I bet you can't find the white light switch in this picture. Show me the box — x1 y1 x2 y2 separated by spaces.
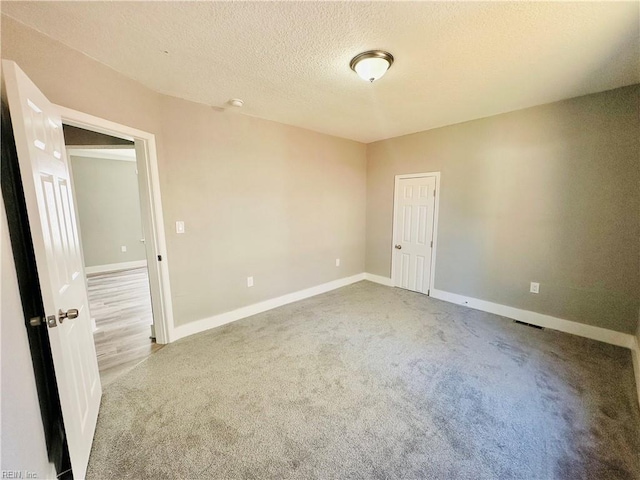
247 276 254 287
176 221 185 234
530 282 540 294
121 245 127 252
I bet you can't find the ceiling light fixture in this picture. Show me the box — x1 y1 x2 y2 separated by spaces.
350 50 394 83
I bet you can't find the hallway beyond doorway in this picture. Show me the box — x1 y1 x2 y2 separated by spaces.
88 267 162 386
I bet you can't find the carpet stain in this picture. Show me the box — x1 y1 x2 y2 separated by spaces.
491 338 529 367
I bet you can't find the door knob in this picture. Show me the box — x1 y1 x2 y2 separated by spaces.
58 308 79 323
395 244 402 249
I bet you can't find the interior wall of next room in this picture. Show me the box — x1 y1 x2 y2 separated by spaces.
70 154 146 268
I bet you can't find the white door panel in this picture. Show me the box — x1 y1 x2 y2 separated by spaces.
3 60 101 479
392 176 437 294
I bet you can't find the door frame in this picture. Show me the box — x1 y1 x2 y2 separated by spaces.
390 172 441 294
56 105 174 344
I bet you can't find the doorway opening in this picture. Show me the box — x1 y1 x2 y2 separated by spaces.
56 105 174 352
63 125 161 385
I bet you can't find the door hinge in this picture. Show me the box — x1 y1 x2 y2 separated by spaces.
427 289 430 296
433 189 436 197
157 254 162 262
430 240 433 248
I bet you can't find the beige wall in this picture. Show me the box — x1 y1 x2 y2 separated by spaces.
1 16 366 327
2 12 636 479
2 15 637 335
159 97 366 325
70 155 146 267
0 196 55 478
0 17 162 135
367 85 640 334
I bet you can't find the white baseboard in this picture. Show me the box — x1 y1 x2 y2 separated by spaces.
364 273 394 287
85 260 147 275
171 273 366 342
430 288 635 350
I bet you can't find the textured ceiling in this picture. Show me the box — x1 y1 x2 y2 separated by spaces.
3 2 638 143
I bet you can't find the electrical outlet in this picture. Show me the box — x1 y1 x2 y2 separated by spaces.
176 221 185 234
335 258 340 267
121 245 127 252
247 276 254 288
530 282 540 294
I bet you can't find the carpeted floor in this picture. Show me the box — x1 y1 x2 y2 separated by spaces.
86 281 640 480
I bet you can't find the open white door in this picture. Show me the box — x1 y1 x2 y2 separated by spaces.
3 60 101 479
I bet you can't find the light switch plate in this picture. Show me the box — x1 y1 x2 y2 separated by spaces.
121 245 127 252
176 221 185 234
530 282 540 294
335 258 340 267
247 276 254 287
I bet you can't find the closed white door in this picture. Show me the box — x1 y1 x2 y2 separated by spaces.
3 60 101 479
392 175 437 294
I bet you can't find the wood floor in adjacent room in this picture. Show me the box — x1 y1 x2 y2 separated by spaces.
88 267 162 386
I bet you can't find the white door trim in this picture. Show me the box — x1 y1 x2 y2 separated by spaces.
391 172 441 294
56 105 175 344
66 148 136 162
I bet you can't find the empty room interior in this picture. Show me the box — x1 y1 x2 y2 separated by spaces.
0 2 639 480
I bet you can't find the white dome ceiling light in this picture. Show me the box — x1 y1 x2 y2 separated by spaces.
349 50 394 83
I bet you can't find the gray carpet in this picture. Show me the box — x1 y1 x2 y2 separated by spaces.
86 281 640 480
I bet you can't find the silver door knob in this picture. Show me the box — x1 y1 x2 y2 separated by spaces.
58 308 79 323
395 244 402 249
